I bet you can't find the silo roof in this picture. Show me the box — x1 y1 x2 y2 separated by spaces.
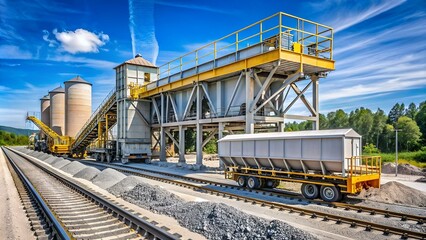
40 94 50 100
49 86 65 93
64 75 92 86
114 54 156 69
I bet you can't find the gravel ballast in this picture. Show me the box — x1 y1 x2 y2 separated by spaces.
51 159 71 169
123 183 316 239
73 167 101 181
44 156 58 164
91 168 126 189
107 176 145 196
60 161 87 175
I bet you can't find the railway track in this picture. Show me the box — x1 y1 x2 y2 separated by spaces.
3 147 177 240
70 159 426 239
77 160 426 224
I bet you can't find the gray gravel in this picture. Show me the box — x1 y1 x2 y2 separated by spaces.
123 184 316 240
73 166 101 181
60 161 87 175
49 157 65 165
107 176 145 196
51 159 71 169
91 168 126 189
44 156 58 164
39 153 51 160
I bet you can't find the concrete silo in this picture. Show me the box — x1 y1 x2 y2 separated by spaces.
49 86 65 135
40 94 50 139
64 76 92 138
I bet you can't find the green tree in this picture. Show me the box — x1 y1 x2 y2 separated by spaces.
415 104 426 143
388 103 405 124
349 107 374 144
327 109 349 128
319 113 328 129
379 124 395 152
363 143 380 154
372 108 387 147
396 116 421 151
405 102 417 119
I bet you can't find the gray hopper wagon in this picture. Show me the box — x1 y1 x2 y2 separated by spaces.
218 129 381 202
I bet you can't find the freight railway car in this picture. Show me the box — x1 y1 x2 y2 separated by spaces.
218 129 381 202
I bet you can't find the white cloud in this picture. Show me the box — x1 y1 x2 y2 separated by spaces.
47 54 117 69
128 0 159 65
42 30 57 47
323 0 406 32
0 45 32 59
44 28 110 54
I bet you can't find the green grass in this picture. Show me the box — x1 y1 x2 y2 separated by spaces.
376 151 426 168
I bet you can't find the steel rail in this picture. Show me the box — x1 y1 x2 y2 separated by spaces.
7 148 178 240
2 147 71 240
72 160 426 239
79 160 426 225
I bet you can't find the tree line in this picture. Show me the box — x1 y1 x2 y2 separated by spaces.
285 101 425 153
0 130 29 146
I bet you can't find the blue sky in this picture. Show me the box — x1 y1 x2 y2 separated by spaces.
0 0 425 128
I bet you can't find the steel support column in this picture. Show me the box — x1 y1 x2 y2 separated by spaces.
196 84 203 165
159 94 166 161
218 122 225 169
245 70 254 133
178 125 185 163
312 75 319 130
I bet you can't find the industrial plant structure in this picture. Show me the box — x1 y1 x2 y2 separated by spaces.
26 12 381 201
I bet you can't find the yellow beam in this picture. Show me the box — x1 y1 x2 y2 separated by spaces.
136 49 334 99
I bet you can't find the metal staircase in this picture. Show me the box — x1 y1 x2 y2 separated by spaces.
71 88 117 155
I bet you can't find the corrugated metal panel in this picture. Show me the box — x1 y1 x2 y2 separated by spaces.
218 129 359 142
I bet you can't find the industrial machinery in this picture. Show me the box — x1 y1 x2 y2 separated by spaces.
218 129 381 202
26 115 72 155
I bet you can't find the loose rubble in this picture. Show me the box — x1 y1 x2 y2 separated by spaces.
382 163 425 176
122 183 316 239
91 168 126 189
358 181 426 207
73 166 101 181
60 161 87 175
107 176 145 196
51 159 71 169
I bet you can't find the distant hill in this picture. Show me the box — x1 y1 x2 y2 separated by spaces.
0 125 38 136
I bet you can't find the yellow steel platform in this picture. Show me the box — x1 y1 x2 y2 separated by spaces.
130 12 334 100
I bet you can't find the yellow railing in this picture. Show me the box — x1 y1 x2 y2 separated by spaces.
129 12 333 99
157 12 333 79
347 156 381 176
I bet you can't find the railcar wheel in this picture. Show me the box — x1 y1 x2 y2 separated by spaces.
319 185 342 202
237 176 247 187
301 183 319 199
247 176 261 189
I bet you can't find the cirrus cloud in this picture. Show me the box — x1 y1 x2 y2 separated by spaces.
43 28 109 54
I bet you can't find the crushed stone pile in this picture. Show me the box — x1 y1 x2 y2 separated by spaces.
123 184 316 240
358 181 426 207
107 176 145 196
52 159 71 169
73 167 101 181
415 177 426 183
44 156 58 164
39 153 51 160
122 183 184 213
60 161 87 175
91 168 126 189
382 163 425 176
174 202 316 240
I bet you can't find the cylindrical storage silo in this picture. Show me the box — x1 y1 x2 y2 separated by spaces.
40 94 50 139
64 76 92 138
49 86 65 136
